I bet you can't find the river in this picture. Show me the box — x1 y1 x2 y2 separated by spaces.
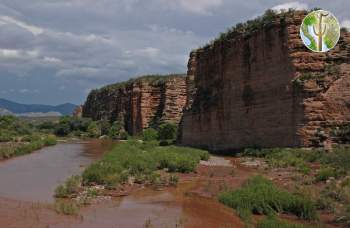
0 140 115 203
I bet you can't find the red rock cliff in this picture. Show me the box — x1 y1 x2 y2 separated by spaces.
179 11 350 150
82 75 186 135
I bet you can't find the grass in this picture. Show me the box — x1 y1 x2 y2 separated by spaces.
257 216 312 228
55 175 81 198
315 167 346 182
0 135 57 159
218 176 318 222
241 146 350 177
82 140 209 188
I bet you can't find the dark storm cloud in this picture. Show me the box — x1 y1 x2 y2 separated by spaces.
0 0 349 105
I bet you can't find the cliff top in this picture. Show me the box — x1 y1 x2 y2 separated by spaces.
92 74 186 93
197 9 349 52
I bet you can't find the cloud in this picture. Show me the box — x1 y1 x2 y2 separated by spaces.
342 20 350 29
271 1 308 12
178 0 223 15
0 16 44 35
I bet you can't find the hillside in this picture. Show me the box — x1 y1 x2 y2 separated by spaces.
0 98 77 116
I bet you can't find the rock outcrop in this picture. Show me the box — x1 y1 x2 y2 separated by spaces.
82 75 186 135
179 10 350 151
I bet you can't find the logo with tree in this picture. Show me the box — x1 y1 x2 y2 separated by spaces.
300 10 340 52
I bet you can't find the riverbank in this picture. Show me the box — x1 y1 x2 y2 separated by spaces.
1 139 349 227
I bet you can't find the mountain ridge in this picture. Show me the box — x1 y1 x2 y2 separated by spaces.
0 98 77 116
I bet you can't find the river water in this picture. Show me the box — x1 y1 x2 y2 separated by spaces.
0 140 115 203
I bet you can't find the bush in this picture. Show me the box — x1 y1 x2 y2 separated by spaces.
315 167 346 182
218 176 318 221
44 135 57 146
142 128 158 141
158 122 177 140
54 123 70 136
55 175 81 198
108 121 124 139
87 122 100 137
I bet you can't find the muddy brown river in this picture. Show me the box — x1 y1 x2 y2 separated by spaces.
0 140 244 228
0 140 115 202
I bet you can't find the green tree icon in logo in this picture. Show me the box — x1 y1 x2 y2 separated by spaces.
300 10 340 52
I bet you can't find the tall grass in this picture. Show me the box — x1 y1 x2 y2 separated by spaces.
0 135 57 159
218 176 318 222
82 140 209 187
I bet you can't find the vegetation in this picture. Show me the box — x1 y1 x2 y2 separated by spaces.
332 123 350 144
257 216 312 228
55 175 81 198
82 140 209 188
200 9 298 49
241 146 350 176
218 176 318 222
100 74 185 92
54 200 79 215
142 128 158 141
158 122 177 141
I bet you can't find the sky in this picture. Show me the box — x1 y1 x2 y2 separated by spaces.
0 0 349 105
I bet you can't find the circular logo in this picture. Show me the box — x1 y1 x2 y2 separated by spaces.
300 10 340 52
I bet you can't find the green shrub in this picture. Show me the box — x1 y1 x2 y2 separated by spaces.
44 135 57 146
218 176 318 221
87 121 101 137
54 123 70 136
108 121 125 139
55 175 81 198
320 146 350 171
158 122 177 140
315 166 346 182
142 128 158 141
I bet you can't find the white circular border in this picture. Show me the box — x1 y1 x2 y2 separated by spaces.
300 10 340 53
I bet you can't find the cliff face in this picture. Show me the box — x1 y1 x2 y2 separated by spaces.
82 75 186 135
179 11 350 150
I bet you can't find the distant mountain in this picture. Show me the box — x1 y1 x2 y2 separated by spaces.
0 98 77 116
0 108 13 116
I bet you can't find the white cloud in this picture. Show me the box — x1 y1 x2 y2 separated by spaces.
342 20 350 29
178 0 223 14
158 0 223 15
43 57 62 63
0 16 44 35
56 67 101 78
126 47 160 58
0 49 40 60
0 49 20 58
271 1 308 12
